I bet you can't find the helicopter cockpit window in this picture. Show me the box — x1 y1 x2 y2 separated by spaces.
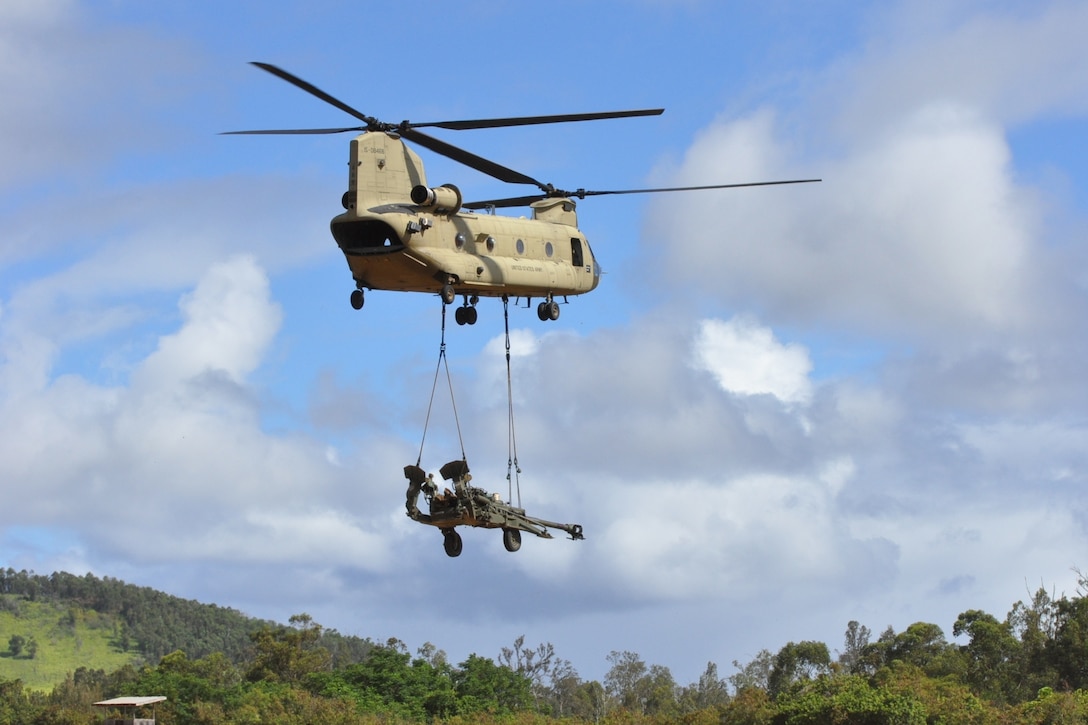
545 241 554 258
571 238 584 267
516 239 525 255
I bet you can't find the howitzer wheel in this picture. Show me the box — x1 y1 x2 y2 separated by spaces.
502 528 522 552
443 529 463 557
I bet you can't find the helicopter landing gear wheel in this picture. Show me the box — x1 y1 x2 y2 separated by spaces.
454 300 478 326
350 289 364 310
443 529 463 558
502 528 522 553
537 299 560 321
440 284 456 306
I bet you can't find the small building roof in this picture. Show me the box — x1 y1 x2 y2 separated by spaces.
93 696 167 708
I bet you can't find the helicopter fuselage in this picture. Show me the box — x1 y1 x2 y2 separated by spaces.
329 131 600 308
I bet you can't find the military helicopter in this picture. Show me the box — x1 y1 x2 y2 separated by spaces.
226 62 819 324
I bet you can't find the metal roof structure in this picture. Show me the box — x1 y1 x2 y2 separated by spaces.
93 697 167 708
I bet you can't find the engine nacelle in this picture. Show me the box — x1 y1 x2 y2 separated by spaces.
410 183 462 214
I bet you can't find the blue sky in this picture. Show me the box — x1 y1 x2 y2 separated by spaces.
2 0 1088 686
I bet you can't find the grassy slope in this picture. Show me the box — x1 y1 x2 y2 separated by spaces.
0 597 138 690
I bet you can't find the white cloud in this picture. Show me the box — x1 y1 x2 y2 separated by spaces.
136 255 281 388
693 316 813 405
647 104 1041 342
591 469 881 601
0 257 397 577
832 2 1088 132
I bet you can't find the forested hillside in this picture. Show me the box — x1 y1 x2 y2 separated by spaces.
0 569 373 676
1 568 1087 723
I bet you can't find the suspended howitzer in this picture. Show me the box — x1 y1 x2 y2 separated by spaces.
405 461 583 558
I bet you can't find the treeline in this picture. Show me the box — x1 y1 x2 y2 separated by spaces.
1 569 1088 723
0 569 373 665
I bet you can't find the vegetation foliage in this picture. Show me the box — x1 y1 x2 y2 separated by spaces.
1 568 1087 724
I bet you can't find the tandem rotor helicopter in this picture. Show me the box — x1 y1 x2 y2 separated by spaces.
226 62 820 324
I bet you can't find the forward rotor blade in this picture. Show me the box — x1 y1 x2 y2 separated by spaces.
221 126 368 135
401 128 547 188
415 108 664 131
250 62 375 127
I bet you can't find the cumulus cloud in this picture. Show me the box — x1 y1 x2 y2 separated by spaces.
646 105 1041 342
693 316 813 405
136 256 281 388
0 256 396 577
830 1 1088 132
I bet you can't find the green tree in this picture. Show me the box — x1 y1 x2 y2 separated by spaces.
720 685 774 725
544 655 581 717
1017 686 1088 724
642 663 679 716
885 622 952 671
678 661 730 712
453 653 532 715
500 635 556 708
49 666 109 707
773 673 926 725
838 620 872 674
876 661 995 724
767 641 831 699
1047 588 1088 690
308 638 457 720
1007 585 1059 696
500 636 584 716
245 613 331 684
7 635 25 658
953 609 1020 703
124 650 243 724
604 649 647 711
571 679 608 722
731 648 774 693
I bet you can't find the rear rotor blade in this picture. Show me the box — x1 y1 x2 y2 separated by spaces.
463 195 548 210
415 108 664 131
463 178 822 209
573 178 823 198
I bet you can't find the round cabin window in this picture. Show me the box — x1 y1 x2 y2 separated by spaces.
545 241 554 257
486 236 495 252
455 233 466 249
516 239 525 254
